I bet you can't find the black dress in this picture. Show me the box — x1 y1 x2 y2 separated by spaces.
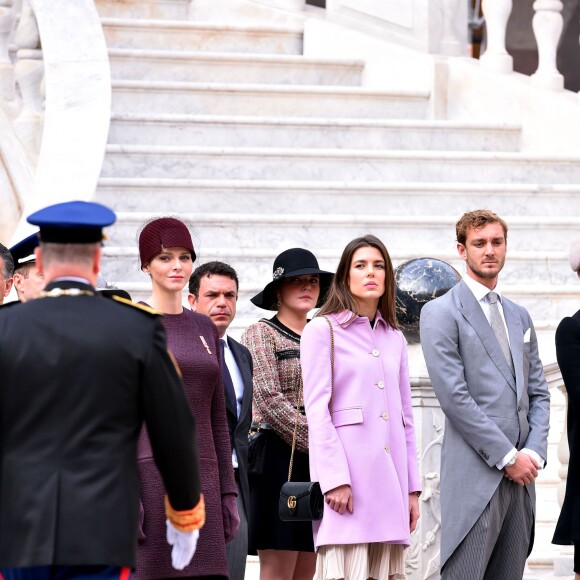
553 311 580 572
241 317 315 553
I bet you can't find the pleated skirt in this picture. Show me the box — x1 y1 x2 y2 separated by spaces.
314 543 405 580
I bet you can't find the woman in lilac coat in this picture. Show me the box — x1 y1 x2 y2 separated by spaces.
301 235 421 580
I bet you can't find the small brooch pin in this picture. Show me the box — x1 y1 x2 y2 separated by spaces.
273 267 284 280
199 335 212 355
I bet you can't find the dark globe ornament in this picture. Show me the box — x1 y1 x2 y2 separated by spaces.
395 258 462 344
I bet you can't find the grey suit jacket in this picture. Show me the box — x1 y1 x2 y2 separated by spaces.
226 336 253 516
420 280 550 567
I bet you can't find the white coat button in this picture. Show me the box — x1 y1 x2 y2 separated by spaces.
385 446 390 453
382 412 389 420
372 349 380 357
378 380 385 389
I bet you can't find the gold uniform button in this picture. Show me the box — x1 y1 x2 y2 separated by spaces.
372 349 380 357
378 380 385 389
382 412 389 420
385 446 390 453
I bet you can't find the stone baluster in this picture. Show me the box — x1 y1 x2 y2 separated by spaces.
13 0 43 160
531 0 564 90
480 0 513 73
440 0 463 56
0 0 15 101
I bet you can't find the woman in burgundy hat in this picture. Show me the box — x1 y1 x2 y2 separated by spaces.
135 217 238 580
241 248 333 580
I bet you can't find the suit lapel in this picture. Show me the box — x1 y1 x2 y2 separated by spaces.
503 299 524 399
456 282 516 392
228 338 252 421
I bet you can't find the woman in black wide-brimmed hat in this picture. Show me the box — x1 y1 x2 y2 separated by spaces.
241 248 333 580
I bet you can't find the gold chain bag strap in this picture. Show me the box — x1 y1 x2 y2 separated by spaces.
278 316 334 522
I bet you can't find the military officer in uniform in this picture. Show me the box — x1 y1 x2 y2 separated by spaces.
9 231 45 302
0 201 205 580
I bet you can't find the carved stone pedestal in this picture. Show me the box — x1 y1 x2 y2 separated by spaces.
407 345 443 580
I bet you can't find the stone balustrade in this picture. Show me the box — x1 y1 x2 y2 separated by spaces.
480 0 565 91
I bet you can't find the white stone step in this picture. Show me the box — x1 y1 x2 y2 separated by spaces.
96 0 189 20
101 145 580 183
96 179 578 216
101 212 580 253
111 81 430 118
108 48 364 86
101 18 303 54
107 114 521 151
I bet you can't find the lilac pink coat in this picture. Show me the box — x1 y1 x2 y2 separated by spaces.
300 310 421 550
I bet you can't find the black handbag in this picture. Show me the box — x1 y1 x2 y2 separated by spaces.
279 481 324 521
278 316 335 523
248 423 268 476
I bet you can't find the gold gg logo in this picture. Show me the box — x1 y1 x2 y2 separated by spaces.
287 496 297 513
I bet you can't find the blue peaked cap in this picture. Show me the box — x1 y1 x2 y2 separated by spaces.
27 201 116 244
9 232 39 268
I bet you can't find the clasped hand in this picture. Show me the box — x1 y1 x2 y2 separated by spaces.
504 452 539 486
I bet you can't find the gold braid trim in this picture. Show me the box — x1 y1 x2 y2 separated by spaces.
165 494 205 532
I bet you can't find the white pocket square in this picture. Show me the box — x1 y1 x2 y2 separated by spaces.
523 328 531 342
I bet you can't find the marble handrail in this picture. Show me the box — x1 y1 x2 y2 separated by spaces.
9 0 111 243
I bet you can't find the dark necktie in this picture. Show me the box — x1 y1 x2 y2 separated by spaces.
488 292 515 375
219 339 238 413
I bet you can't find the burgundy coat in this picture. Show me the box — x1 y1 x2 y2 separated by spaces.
135 309 236 579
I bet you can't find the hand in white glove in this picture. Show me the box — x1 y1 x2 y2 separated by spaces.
166 519 199 570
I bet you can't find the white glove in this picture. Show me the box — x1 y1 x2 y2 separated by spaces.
166 519 199 570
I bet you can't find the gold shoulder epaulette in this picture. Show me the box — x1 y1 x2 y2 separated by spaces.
112 295 161 316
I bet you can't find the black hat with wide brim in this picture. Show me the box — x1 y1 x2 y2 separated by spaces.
251 248 334 311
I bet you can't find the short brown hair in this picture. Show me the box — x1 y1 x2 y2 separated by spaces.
40 242 100 269
317 235 397 329
456 210 508 245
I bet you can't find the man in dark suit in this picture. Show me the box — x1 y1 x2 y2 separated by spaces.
0 241 14 303
0 201 205 580
189 261 253 580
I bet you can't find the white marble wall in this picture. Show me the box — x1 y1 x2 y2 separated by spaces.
9 0 111 244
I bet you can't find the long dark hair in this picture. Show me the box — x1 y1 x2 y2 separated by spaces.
317 235 397 329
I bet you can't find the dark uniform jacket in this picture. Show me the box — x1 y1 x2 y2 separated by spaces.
553 310 580 545
224 337 253 515
0 280 201 568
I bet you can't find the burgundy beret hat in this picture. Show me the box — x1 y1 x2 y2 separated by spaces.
138 217 196 268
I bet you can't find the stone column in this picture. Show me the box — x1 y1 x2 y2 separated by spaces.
531 0 564 90
480 0 514 73
407 346 444 580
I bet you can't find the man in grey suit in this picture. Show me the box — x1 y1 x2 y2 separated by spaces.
189 261 253 580
420 209 550 579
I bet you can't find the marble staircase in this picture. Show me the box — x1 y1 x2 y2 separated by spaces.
94 2 580 337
